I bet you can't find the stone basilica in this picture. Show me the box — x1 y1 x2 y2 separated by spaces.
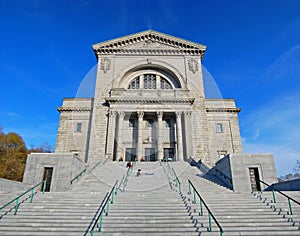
23 30 277 193
55 30 242 165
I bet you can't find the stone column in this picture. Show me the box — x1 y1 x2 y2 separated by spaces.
184 111 193 159
116 111 125 161
176 111 184 161
106 111 116 159
156 111 163 161
137 111 144 160
156 75 161 89
139 75 144 89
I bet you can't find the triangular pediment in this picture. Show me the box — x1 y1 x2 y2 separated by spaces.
92 30 207 57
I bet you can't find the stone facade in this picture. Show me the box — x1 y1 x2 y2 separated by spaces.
21 30 279 192
55 30 243 166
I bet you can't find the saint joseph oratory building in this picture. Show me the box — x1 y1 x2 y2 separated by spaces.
23 30 277 192
56 30 242 165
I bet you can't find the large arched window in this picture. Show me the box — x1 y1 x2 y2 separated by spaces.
128 77 140 89
144 74 156 89
160 77 172 89
127 71 177 90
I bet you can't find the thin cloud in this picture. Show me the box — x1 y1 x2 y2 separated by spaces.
6 112 17 116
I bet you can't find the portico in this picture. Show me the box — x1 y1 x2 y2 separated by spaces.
107 109 192 162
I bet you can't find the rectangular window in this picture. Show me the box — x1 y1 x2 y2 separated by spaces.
129 119 135 127
216 123 223 133
76 123 82 132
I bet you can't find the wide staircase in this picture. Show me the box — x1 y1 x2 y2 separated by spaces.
0 160 299 235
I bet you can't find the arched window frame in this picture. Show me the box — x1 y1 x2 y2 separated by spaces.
127 69 178 90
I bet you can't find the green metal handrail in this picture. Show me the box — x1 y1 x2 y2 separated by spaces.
122 167 132 192
188 180 223 236
70 168 87 185
259 180 300 215
0 180 46 219
172 167 181 193
83 192 108 236
89 180 118 235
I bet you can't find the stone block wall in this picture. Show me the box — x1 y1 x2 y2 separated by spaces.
22 153 84 192
229 153 277 192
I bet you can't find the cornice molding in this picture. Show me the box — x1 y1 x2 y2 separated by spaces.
57 107 92 112
106 97 195 105
206 108 241 113
96 48 204 57
93 30 206 58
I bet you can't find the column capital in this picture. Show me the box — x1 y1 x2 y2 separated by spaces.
175 111 183 117
184 111 192 117
156 111 163 119
137 111 144 118
108 110 116 117
117 111 125 118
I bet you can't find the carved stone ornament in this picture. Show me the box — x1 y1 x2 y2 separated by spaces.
100 58 111 73
188 58 198 74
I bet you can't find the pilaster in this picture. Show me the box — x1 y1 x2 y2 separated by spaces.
106 111 116 160
156 111 163 161
116 111 125 161
176 111 184 161
137 111 144 160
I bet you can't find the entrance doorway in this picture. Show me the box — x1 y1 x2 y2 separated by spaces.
144 148 156 162
42 167 53 192
249 168 261 192
163 148 174 161
125 148 136 161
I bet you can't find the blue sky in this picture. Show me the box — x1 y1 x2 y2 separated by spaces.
0 0 299 176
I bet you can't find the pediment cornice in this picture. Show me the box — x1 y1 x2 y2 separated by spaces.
57 107 92 112
106 97 195 105
93 30 206 58
206 108 241 113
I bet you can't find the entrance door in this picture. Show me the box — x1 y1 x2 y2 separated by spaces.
125 148 136 161
145 148 156 162
163 148 174 161
249 168 261 192
42 167 53 192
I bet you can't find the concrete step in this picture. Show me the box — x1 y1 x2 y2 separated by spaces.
1 162 299 236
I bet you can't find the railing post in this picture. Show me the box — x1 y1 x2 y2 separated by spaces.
193 189 196 204
199 198 203 216
288 198 293 215
188 182 191 194
272 189 276 203
30 187 34 203
106 198 110 216
208 212 212 232
42 180 46 194
115 182 118 195
14 198 19 215
111 187 115 204
179 183 181 193
260 181 263 192
98 213 103 232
